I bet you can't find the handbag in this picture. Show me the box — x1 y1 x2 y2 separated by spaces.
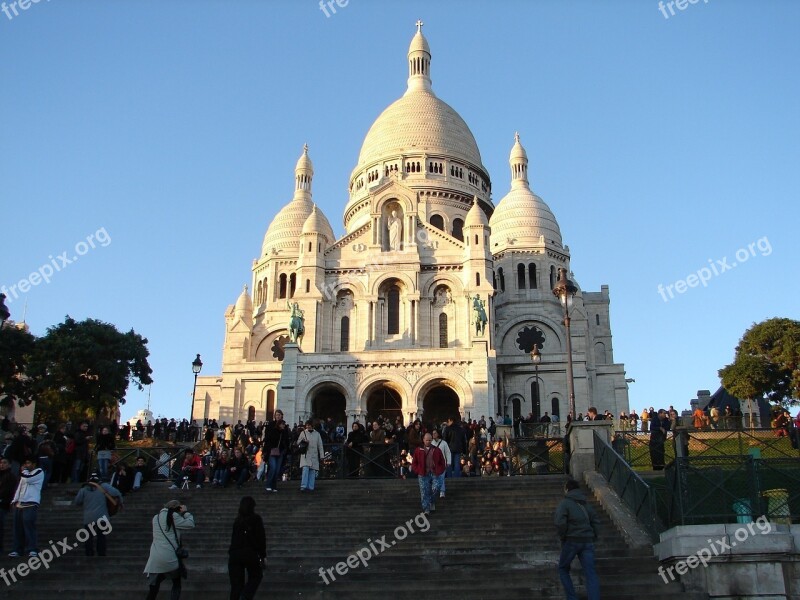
292 432 309 455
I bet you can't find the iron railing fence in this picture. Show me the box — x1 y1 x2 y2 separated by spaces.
285 442 402 479
593 431 662 540
90 445 192 482
684 428 800 460
508 437 566 475
665 455 800 527
518 423 564 438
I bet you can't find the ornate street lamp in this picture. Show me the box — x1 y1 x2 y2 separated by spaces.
190 354 202 424
552 268 578 420
531 343 541 412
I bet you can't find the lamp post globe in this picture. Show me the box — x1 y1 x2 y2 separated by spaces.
190 354 203 425
552 268 577 420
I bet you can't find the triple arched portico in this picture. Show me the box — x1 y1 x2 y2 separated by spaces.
295 370 474 429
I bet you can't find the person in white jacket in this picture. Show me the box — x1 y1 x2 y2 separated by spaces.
144 499 195 599
431 429 451 499
9 458 44 558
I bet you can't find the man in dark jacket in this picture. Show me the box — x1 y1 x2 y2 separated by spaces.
0 458 17 554
71 422 91 483
554 479 600 600
444 417 467 478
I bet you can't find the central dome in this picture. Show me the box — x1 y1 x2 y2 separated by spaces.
355 89 484 171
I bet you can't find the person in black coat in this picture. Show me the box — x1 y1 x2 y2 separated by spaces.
344 423 368 478
0 457 18 554
228 496 266 600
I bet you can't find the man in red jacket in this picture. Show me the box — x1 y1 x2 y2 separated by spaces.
411 433 446 515
170 449 204 489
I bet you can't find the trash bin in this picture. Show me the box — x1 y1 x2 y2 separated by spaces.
763 488 792 525
732 498 752 524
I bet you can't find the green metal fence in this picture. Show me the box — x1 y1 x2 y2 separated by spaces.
594 431 662 540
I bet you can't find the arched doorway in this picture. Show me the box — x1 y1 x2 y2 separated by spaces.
310 386 346 429
421 384 460 430
366 384 403 425
247 406 255 423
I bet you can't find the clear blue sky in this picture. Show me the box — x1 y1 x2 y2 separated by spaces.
2 0 798 423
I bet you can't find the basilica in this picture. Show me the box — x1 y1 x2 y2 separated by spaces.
194 24 630 429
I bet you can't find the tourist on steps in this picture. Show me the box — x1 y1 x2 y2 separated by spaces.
9 457 43 558
72 471 122 556
228 496 266 600
144 500 195 600
554 479 601 600
299 420 325 492
411 433 446 515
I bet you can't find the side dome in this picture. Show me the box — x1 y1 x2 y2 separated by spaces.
261 145 317 256
464 196 488 228
302 204 336 243
489 134 563 252
234 284 252 315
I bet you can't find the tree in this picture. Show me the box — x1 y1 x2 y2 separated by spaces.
719 318 800 407
30 316 153 420
0 325 37 409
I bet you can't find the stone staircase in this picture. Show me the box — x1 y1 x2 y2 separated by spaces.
0 476 707 599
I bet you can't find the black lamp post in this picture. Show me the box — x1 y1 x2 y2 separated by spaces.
0 294 9 329
552 268 578 420
190 354 203 424
531 344 541 421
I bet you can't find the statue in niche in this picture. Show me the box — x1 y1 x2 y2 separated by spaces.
387 209 403 251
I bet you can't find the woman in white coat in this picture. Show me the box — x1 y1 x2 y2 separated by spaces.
298 420 325 492
144 499 195 599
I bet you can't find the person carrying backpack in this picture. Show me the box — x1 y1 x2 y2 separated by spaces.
554 479 601 600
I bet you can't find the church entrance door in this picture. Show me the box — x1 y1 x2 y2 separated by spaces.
422 385 460 430
366 385 403 425
310 386 346 431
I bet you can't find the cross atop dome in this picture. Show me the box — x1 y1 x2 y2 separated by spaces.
416 19 424 33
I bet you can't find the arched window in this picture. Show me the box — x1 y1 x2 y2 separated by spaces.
262 278 268 303
476 272 481 286
278 274 287 299
531 381 541 421
289 273 297 298
256 280 262 304
552 398 560 417
498 268 505 292
596 314 600 326
387 285 400 335
266 389 275 418
493 271 497 290
340 316 350 351
549 266 556 289
529 264 537 289
452 218 464 241
430 214 444 230
439 313 448 348
305 279 310 294
517 264 526 290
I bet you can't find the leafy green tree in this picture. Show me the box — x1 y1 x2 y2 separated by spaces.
30 316 153 420
719 318 800 407
0 325 37 408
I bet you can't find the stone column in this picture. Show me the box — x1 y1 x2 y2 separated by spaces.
278 343 301 426
567 420 613 480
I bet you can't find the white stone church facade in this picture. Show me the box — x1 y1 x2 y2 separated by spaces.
194 24 630 429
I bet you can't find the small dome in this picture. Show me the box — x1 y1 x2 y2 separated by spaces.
490 134 562 251
262 197 314 256
464 196 488 228
490 189 562 250
302 204 336 242
234 284 252 314
296 143 313 174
